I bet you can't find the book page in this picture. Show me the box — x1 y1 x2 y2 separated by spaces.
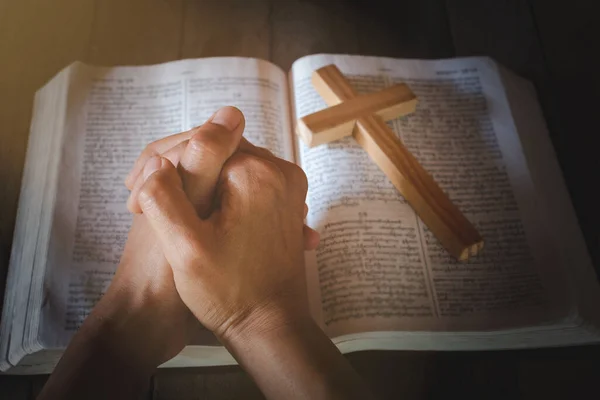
37 58 295 348
290 54 572 338
0 66 74 368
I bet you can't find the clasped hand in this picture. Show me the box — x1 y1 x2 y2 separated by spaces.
102 106 319 365
39 106 373 400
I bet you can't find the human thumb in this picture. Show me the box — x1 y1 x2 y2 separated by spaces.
179 106 245 217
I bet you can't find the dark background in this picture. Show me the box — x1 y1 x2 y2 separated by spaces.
0 0 599 398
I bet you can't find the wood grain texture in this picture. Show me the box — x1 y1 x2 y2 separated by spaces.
354 0 455 58
153 367 265 400
0 0 599 398
0 0 95 308
181 0 270 60
445 0 547 79
527 0 600 272
347 351 437 399
298 83 417 147
0 375 30 400
517 346 600 399
270 0 359 70
313 65 483 260
424 352 520 399
153 370 203 400
29 375 48 400
88 0 184 65
446 0 599 286
155 4 274 397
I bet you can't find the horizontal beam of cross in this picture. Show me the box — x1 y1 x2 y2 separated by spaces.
299 65 483 260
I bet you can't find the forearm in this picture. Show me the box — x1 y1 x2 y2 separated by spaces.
223 314 373 400
38 289 161 400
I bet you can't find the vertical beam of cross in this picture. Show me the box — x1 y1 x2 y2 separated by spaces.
298 65 483 260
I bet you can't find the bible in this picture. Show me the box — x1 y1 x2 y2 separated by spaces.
1 54 599 374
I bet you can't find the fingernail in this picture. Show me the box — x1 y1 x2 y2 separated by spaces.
210 106 242 131
143 156 162 181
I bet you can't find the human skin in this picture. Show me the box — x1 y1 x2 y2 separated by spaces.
38 107 372 400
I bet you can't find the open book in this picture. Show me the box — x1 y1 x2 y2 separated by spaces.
2 54 599 374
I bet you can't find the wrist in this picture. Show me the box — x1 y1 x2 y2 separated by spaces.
85 280 171 370
38 297 156 400
218 302 315 355
218 308 372 400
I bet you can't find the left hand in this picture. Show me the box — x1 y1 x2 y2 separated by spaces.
88 107 251 366
88 214 200 367
37 108 322 399
36 219 197 400
125 110 320 251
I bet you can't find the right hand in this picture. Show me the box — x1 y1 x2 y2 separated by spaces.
125 109 319 251
128 108 374 400
134 127 313 342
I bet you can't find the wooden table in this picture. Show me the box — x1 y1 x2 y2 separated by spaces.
1 0 599 398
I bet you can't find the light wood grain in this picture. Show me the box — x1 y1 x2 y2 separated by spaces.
313 65 483 260
297 83 417 147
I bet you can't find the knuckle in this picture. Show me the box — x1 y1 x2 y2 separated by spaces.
224 154 286 195
143 142 160 157
223 153 253 180
250 158 286 189
138 173 169 210
254 145 275 158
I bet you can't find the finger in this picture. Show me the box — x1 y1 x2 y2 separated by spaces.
179 106 245 217
238 138 308 209
214 152 285 220
138 156 213 273
126 172 146 213
303 225 320 250
126 140 189 214
302 204 318 249
238 137 275 159
239 138 304 184
125 129 195 189
239 138 298 180
162 139 189 168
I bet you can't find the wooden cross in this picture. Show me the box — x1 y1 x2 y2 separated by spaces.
297 65 483 261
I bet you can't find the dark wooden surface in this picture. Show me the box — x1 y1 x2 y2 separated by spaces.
1 0 599 398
